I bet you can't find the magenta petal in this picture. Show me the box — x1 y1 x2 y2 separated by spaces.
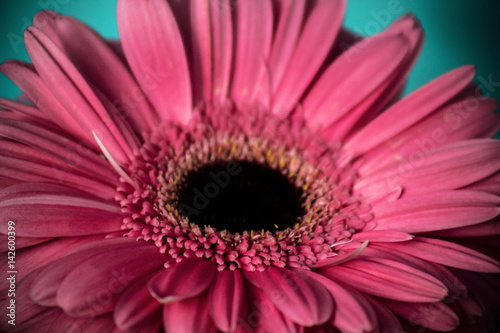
371 190 500 233
381 300 459 332
209 0 233 101
272 0 345 115
230 0 273 106
114 273 162 332
357 139 500 197
148 258 215 303
24 27 132 162
0 183 124 237
56 242 164 317
29 238 139 306
345 65 476 159
321 257 448 302
117 0 192 124
304 34 410 130
302 271 377 333
55 15 157 133
254 267 333 326
242 284 302 333
378 237 500 273
209 270 247 332
163 294 217 333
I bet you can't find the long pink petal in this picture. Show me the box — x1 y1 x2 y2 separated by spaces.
0 183 123 237
303 34 409 130
344 65 476 160
266 0 306 94
381 300 459 332
117 0 192 124
29 238 142 306
356 139 500 197
148 258 215 303
25 27 132 162
0 235 104 291
114 273 163 332
163 294 217 333
55 15 157 133
301 271 377 333
189 0 212 103
243 284 302 333
230 0 273 106
249 267 333 326
359 97 500 174
0 117 118 182
377 237 500 273
209 270 247 332
0 97 50 121
321 257 448 302
209 0 233 101
425 219 500 238
272 0 345 115
372 190 500 233
0 60 90 142
56 243 164 317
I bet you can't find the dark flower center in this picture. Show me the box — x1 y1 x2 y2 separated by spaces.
176 160 306 234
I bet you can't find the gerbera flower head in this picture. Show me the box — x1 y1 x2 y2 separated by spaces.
1 0 500 332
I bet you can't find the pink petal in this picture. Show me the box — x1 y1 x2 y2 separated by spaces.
351 230 413 242
114 273 162 332
0 235 104 292
465 171 500 195
320 257 448 302
371 190 500 233
0 234 51 251
247 267 333 326
0 60 90 142
209 0 233 101
381 300 459 332
243 284 302 333
303 34 410 130
29 238 140 306
230 0 273 106
344 65 476 159
377 237 500 273
266 0 306 93
24 27 132 162
56 242 164 316
301 271 377 333
148 257 215 303
0 97 50 121
209 270 247 332
163 294 217 333
117 0 192 124
0 183 124 237
272 0 345 115
0 116 118 183
425 219 500 238
55 15 157 134
356 139 500 197
359 97 500 174
365 297 403 333
0 143 116 199
189 0 212 102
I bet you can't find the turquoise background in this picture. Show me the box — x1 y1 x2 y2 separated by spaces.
1 0 500 102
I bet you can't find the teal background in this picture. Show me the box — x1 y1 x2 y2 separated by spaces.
1 0 500 102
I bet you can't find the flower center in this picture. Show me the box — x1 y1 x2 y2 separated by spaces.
175 160 306 234
118 103 372 271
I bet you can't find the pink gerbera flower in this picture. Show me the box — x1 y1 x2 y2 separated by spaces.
1 0 500 332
